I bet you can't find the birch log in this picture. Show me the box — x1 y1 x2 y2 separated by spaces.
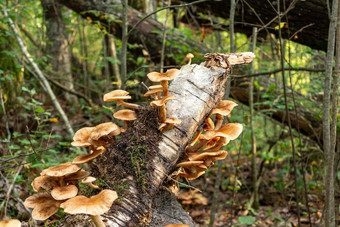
85 52 254 227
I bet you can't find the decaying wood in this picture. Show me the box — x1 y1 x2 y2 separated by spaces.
84 52 255 227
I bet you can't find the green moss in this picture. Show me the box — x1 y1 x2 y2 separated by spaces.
127 144 148 192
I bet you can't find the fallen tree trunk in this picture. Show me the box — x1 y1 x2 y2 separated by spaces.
175 0 329 52
77 53 254 226
57 0 210 63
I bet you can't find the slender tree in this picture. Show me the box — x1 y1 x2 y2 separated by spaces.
323 0 339 226
249 27 259 209
209 1 238 226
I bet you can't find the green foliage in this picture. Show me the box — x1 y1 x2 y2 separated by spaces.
234 216 256 226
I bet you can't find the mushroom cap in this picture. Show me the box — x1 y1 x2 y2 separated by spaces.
143 87 164 97
31 176 59 192
211 100 238 116
103 90 131 102
72 146 106 164
0 219 21 227
64 169 90 181
179 170 205 180
186 53 194 59
81 176 97 184
190 150 227 161
24 192 56 209
40 162 81 177
199 123 243 141
177 160 203 168
71 127 94 147
113 109 137 121
51 185 78 200
60 189 118 216
158 118 182 131
149 84 163 90
89 122 121 141
164 118 181 124
32 199 62 220
150 95 175 107
147 69 180 82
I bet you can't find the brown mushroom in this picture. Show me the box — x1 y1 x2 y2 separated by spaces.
144 85 164 99
40 162 81 187
147 69 179 96
24 192 62 220
186 53 194 65
158 118 181 131
103 89 140 109
113 109 137 129
189 150 228 168
177 161 207 180
71 127 94 147
31 176 59 192
60 189 118 227
72 146 106 165
64 169 89 181
41 162 80 178
186 123 243 153
150 95 175 122
0 219 21 227
209 100 238 130
81 176 101 190
51 185 78 200
89 122 121 147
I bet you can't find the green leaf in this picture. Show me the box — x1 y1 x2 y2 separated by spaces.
238 216 255 225
275 22 285 30
35 106 45 113
272 215 285 222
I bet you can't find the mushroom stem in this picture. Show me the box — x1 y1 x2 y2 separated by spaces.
214 114 224 131
86 183 101 190
188 58 192 65
123 120 130 129
161 80 169 97
90 215 106 227
160 105 167 122
201 138 227 153
190 130 202 146
186 139 209 153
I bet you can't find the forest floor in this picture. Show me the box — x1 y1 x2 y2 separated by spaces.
176 157 327 227
0 101 333 227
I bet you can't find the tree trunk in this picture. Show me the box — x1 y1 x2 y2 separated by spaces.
323 0 338 225
41 0 76 103
144 0 157 20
